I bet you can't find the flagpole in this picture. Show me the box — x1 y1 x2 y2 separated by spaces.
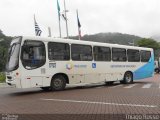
34 14 36 36
76 10 81 40
58 16 61 38
57 0 61 38
34 14 36 22
64 0 69 38
48 27 52 37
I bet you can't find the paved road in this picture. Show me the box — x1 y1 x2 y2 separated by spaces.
0 75 160 120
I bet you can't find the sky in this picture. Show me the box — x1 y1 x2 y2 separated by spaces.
0 0 160 38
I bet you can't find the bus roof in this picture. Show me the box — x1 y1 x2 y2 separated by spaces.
20 36 153 51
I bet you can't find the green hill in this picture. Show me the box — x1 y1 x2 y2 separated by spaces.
69 32 141 45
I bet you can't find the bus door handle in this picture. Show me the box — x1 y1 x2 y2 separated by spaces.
41 68 46 74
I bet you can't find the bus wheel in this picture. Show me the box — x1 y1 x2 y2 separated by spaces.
122 72 133 84
41 87 51 91
155 68 159 73
51 75 66 91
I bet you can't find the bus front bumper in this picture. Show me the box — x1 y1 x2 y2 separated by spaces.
6 76 21 88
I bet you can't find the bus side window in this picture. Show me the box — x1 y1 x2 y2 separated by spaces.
93 46 111 61
21 40 46 69
22 50 29 60
48 42 70 61
71 44 92 61
112 48 126 62
127 49 140 62
28 47 34 60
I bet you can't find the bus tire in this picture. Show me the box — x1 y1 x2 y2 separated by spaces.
155 68 160 73
122 72 133 84
51 75 66 91
120 80 124 84
41 87 51 91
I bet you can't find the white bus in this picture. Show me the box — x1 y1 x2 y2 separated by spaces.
6 36 154 91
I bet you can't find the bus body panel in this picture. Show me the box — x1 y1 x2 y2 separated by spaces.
6 70 22 88
133 54 154 80
6 36 154 88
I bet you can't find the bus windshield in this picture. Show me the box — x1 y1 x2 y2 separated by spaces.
6 37 21 72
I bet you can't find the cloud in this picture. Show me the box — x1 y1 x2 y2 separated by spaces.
0 0 160 38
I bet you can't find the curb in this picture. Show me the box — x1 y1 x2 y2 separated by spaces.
0 83 11 88
0 83 6 85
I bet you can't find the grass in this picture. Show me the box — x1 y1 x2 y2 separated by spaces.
0 72 5 83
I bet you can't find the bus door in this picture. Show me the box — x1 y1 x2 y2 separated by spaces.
21 40 46 87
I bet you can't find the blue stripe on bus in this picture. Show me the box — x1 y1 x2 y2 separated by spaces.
133 55 154 80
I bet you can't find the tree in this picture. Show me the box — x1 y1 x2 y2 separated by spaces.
137 38 160 60
0 29 12 71
137 38 160 50
0 30 5 38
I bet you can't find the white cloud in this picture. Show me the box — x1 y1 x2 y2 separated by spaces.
0 0 160 38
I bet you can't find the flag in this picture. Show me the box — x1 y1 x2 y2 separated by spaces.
57 0 61 20
34 15 42 36
77 10 81 40
61 13 67 21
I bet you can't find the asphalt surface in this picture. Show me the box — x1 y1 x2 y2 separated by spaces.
0 74 160 120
